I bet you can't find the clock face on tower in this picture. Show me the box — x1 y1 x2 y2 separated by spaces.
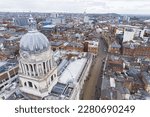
21 51 29 59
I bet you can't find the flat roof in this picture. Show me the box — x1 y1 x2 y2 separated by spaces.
43 24 56 28
59 58 87 84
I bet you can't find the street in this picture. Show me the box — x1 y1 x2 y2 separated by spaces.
82 34 107 100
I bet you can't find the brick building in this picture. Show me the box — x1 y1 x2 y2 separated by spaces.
63 42 84 52
108 41 121 54
123 42 150 57
107 56 124 72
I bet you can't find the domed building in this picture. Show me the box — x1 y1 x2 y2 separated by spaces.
18 15 58 99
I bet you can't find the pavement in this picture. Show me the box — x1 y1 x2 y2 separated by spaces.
82 34 107 100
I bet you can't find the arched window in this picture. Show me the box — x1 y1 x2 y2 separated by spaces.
24 82 27 86
54 74 56 77
28 81 33 88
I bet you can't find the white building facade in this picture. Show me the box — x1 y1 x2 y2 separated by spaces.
19 15 58 99
123 28 135 42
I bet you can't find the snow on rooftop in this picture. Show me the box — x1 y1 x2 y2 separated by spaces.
59 58 87 84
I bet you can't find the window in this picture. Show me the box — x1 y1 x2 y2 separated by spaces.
24 82 27 86
54 74 56 77
28 81 33 88
43 62 46 74
49 60 51 69
29 64 33 72
51 75 53 81
53 48 56 51
25 64 29 71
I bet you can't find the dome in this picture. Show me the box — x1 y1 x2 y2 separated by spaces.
20 30 50 53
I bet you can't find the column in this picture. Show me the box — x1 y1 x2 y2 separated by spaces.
28 64 32 76
19 61 22 73
47 60 50 71
50 59 53 69
22 63 25 75
41 62 44 75
45 61 48 74
24 64 28 75
36 64 40 76
21 63 24 74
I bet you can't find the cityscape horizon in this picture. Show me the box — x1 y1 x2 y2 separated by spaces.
1 0 150 100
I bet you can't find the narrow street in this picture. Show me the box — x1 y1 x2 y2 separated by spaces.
82 35 107 100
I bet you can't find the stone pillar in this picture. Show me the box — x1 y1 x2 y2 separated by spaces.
19 61 22 73
26 81 29 87
28 64 32 76
38 63 44 76
24 64 28 75
41 62 44 75
47 60 51 71
37 64 40 76
49 59 52 70
22 63 25 75
47 61 49 72
45 61 48 74
51 58 53 68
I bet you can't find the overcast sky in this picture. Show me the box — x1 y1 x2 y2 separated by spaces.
0 0 150 14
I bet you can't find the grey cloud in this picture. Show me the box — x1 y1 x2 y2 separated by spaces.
0 0 149 14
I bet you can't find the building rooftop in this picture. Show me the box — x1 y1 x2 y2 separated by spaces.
142 72 150 85
0 59 18 74
42 24 56 28
44 83 74 100
65 42 83 48
111 41 121 48
59 58 87 84
51 41 63 46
